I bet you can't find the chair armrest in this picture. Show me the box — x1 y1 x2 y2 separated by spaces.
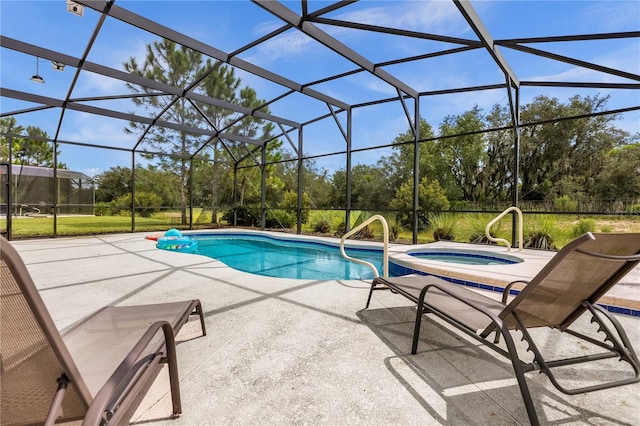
82 320 177 425
418 280 506 331
501 280 529 304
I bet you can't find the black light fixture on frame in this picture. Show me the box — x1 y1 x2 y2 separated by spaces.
30 57 44 84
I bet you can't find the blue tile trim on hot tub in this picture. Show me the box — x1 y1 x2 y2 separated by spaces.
389 261 639 318
409 251 519 265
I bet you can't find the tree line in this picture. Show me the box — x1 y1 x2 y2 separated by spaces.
88 93 640 223
112 40 639 224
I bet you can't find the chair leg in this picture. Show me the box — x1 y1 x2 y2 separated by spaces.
161 323 182 415
499 324 540 426
589 303 640 367
493 329 501 344
411 301 425 354
365 281 376 309
411 286 432 354
193 300 207 336
44 375 69 426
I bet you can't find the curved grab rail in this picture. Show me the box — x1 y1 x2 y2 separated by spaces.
340 214 389 278
485 207 523 251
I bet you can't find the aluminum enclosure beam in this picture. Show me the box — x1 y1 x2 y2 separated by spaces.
75 0 349 111
1 88 266 146
253 0 419 99
454 0 520 88
0 36 299 129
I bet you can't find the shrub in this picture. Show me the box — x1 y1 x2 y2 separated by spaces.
281 190 310 224
627 204 640 214
572 218 596 237
428 213 458 241
222 206 260 226
331 213 377 240
353 224 375 240
390 178 449 228
469 230 496 244
524 215 558 250
468 214 497 245
135 192 163 217
265 209 296 229
95 202 110 216
111 192 162 217
313 220 331 234
600 225 613 233
553 195 577 212
524 231 556 249
388 220 401 242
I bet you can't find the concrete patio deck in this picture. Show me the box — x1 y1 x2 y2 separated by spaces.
6 232 640 425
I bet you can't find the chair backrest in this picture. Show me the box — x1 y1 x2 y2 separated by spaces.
501 233 640 330
1 236 91 425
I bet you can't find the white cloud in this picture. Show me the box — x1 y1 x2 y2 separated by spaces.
77 71 129 96
64 113 135 147
252 20 288 37
82 167 102 178
583 1 640 32
334 1 461 33
245 1 464 66
78 38 149 96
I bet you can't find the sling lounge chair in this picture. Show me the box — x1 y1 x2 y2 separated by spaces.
0 236 206 425
367 232 640 425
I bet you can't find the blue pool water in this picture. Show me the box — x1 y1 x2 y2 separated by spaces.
193 234 384 280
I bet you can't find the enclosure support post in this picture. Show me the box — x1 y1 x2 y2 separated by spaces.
78 178 82 214
296 127 303 234
189 157 194 230
412 97 420 244
4 138 13 239
232 164 238 227
345 108 352 232
2 163 10 240
261 144 266 231
131 151 136 232
507 82 521 245
53 142 59 237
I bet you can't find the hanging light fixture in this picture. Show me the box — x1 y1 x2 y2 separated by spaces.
30 57 44 83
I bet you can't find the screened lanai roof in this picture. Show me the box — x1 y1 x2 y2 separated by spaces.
1 0 639 175
9 164 93 181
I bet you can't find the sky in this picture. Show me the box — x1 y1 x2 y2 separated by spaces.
1 0 639 178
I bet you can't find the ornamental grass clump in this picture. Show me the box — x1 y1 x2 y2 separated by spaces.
524 215 559 250
313 219 331 234
572 218 596 237
468 214 498 245
428 212 459 241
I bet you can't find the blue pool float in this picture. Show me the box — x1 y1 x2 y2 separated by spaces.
156 229 198 253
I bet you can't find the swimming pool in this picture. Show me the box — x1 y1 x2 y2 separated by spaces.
192 233 384 280
164 232 527 280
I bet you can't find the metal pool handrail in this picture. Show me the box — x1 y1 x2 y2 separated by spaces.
486 206 523 251
340 215 389 278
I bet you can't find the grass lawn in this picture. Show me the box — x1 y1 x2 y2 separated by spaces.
4 211 640 249
303 210 640 249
